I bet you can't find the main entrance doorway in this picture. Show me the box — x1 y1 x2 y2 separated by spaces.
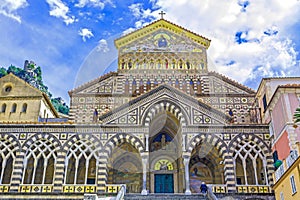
154 174 174 193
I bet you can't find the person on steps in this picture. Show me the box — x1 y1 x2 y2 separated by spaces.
200 182 207 195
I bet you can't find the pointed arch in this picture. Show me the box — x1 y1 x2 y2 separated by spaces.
22 133 61 184
187 133 228 159
63 134 103 185
228 133 273 186
142 100 188 127
104 133 144 157
0 133 20 184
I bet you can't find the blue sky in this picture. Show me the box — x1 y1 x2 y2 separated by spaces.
0 0 300 102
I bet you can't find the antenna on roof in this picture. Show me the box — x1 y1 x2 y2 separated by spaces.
159 11 166 19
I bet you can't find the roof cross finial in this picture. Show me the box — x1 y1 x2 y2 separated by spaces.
159 11 166 19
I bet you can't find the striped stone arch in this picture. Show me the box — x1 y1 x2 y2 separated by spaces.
228 133 274 185
62 133 103 153
104 133 144 157
228 133 271 155
0 133 21 186
22 132 62 151
0 133 21 151
20 133 62 186
187 133 228 159
142 100 188 127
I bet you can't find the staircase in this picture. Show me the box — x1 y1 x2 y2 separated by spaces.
124 194 208 200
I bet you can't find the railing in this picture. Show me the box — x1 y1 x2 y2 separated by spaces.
236 185 271 193
275 164 285 182
207 185 218 200
63 185 96 193
116 185 126 200
286 150 298 168
106 184 125 194
19 184 53 193
275 150 299 182
210 184 227 193
0 185 10 193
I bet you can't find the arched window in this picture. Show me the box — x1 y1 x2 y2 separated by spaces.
139 80 144 94
182 80 187 92
146 79 151 91
186 61 191 69
196 79 202 94
23 138 58 184
1 104 6 113
21 103 27 113
0 137 17 184
132 79 137 96
175 79 179 89
154 79 158 87
233 140 268 185
65 140 99 185
124 79 129 94
11 103 17 113
189 79 194 95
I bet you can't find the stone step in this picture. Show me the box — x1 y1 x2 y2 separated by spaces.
124 194 208 200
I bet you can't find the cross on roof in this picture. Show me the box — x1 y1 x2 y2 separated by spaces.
159 11 166 19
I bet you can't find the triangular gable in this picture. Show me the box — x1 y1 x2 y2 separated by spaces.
118 28 206 55
99 84 232 126
114 19 211 50
69 72 118 95
208 72 256 94
0 73 43 97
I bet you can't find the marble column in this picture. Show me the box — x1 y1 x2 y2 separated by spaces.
141 154 148 195
145 135 149 152
183 155 191 195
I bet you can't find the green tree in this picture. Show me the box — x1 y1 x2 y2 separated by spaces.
294 107 300 123
0 67 7 78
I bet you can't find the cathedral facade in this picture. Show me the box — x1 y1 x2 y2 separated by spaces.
0 19 275 199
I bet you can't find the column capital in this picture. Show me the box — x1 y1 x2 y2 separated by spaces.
141 152 149 159
182 152 191 163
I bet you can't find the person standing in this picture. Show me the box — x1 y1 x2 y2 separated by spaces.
200 182 207 195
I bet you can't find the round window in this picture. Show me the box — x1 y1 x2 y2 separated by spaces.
4 85 12 93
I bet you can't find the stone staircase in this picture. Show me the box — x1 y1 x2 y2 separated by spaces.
124 194 208 200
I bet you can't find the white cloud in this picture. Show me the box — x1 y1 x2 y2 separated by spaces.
75 0 115 9
149 0 300 88
122 3 156 35
0 0 28 23
46 0 76 25
96 39 109 52
78 28 94 42
128 3 153 19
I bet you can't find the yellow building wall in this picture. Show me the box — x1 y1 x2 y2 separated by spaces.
0 99 42 122
274 159 300 200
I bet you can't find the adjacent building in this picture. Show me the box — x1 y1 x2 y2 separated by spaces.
0 73 58 122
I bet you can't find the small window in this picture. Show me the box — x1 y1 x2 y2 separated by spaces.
290 175 297 194
21 103 27 113
1 103 6 113
11 103 17 113
262 94 267 111
4 85 12 93
280 192 284 200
